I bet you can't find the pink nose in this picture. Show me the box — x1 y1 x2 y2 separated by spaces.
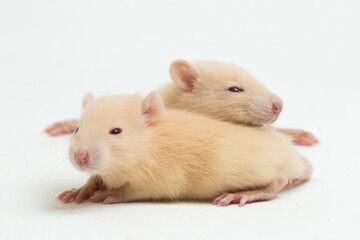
75 150 89 164
272 102 283 114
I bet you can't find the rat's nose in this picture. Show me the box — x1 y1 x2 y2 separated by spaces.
75 150 89 164
272 102 283 114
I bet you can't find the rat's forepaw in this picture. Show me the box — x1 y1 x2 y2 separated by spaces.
57 188 81 203
292 130 319 146
57 186 97 204
89 191 126 204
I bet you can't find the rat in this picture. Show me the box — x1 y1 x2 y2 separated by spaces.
57 92 312 206
45 60 318 146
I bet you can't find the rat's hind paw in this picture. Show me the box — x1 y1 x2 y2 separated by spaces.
213 176 288 207
213 192 257 207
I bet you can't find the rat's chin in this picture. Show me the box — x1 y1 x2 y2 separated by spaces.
258 115 279 125
268 113 280 123
244 112 280 126
78 162 101 172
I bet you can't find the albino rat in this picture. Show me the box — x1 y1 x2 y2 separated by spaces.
45 60 318 146
57 92 312 206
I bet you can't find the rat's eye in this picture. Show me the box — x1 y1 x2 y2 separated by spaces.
75 127 79 134
228 86 244 93
109 128 122 135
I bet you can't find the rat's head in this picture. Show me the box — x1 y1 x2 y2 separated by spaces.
170 60 283 126
69 92 163 176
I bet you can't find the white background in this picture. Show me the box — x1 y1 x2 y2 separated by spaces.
1 0 359 239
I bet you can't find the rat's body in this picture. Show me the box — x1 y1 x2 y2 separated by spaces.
58 93 312 206
46 60 318 146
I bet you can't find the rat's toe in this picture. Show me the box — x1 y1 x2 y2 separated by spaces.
217 194 238 206
102 196 117 204
212 193 228 205
89 191 108 203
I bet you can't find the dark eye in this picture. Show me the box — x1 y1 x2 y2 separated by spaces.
75 127 79 134
109 128 122 135
228 86 244 93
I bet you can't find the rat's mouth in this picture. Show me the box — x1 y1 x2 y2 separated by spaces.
76 159 98 171
245 108 279 126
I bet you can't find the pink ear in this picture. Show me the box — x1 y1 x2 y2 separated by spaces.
141 92 164 125
169 60 199 92
82 92 95 108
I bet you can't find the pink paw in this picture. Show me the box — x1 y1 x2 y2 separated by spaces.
57 187 97 204
213 193 252 207
292 131 319 146
57 188 80 203
89 191 125 204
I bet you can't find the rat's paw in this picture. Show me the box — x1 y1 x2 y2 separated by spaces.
292 130 319 146
213 192 266 207
57 188 80 203
89 191 126 204
213 193 248 207
45 120 79 136
57 186 98 204
213 177 288 207
89 191 108 203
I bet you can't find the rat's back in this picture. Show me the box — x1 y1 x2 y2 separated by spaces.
141 110 307 200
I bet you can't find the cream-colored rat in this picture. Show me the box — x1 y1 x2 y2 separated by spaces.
45 60 318 146
57 92 312 206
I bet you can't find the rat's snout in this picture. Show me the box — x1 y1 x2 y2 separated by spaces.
272 102 283 115
70 141 105 172
75 149 89 164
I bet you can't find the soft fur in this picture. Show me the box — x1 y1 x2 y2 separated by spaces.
46 60 319 147
68 93 311 202
161 60 283 126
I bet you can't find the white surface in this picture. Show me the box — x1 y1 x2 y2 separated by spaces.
1 0 359 239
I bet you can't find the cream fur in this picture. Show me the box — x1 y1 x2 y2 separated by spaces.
69 93 310 202
161 60 283 126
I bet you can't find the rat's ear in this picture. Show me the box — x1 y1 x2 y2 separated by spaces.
82 92 95 108
170 60 199 92
142 91 164 125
